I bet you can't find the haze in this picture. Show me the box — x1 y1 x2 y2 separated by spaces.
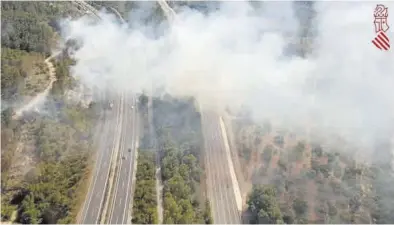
59 1 394 157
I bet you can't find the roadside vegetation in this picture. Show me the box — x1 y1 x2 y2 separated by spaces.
1 93 97 223
1 1 81 55
1 2 98 224
153 95 212 224
1 48 49 102
1 1 82 103
236 119 392 224
247 185 284 224
132 150 158 224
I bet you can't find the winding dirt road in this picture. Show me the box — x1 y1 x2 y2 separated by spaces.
12 54 58 120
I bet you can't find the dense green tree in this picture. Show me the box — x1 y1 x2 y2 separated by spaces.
293 198 308 216
163 193 182 224
20 195 41 224
1 10 54 55
1 199 16 221
248 185 284 224
132 151 158 224
154 96 209 224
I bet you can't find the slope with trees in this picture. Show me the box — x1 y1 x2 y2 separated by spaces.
1 48 49 103
236 119 386 224
1 2 98 223
1 96 97 224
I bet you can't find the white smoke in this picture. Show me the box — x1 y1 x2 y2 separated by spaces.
59 1 394 154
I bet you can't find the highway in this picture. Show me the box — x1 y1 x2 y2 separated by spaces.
80 92 140 224
74 1 241 224
155 1 243 222
80 92 122 224
108 93 139 224
201 111 241 224
72 2 140 224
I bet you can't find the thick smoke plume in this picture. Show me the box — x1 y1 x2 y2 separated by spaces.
59 1 394 155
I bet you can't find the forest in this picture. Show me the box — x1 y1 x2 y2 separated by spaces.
153 95 212 224
235 119 394 224
1 2 97 223
132 150 158 224
3 1 394 224
1 76 97 224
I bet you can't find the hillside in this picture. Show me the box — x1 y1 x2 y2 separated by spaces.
229 118 394 224
1 2 99 224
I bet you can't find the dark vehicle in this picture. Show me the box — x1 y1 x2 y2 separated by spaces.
128 148 131 152
122 155 126 160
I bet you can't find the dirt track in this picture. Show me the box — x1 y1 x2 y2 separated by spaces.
13 54 58 120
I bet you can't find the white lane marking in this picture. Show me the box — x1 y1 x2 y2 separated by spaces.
203 113 222 224
121 96 137 224
213 122 229 223
217 122 239 223
81 118 108 223
108 95 127 223
100 94 124 223
220 116 242 212
128 104 140 224
214 124 230 223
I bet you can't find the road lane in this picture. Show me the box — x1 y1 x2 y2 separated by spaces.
109 94 139 224
215 118 241 222
79 107 106 223
107 95 128 221
202 111 241 224
81 95 121 224
122 95 139 224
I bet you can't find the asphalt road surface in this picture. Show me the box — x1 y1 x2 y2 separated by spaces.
108 94 139 224
80 93 122 224
201 111 241 224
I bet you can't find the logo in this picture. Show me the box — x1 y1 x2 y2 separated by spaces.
372 4 390 50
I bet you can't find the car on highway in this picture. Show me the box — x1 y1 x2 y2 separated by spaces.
122 155 126 160
128 148 131 152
